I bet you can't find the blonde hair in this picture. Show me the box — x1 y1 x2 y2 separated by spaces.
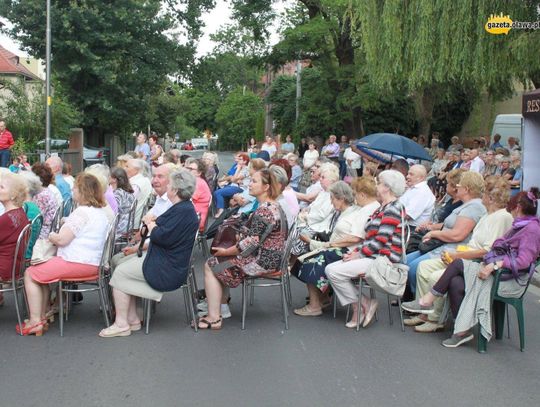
1 173 28 207
319 162 339 182
484 176 510 208
351 176 377 198
458 171 484 198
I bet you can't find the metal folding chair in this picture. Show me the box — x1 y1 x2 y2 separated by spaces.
142 228 201 334
58 215 118 336
240 221 295 330
114 197 138 253
0 224 32 334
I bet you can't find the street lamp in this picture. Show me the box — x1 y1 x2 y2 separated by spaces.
45 0 51 156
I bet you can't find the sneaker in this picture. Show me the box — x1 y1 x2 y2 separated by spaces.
403 315 426 326
401 299 434 315
220 303 232 319
442 332 474 348
414 321 444 333
197 303 232 319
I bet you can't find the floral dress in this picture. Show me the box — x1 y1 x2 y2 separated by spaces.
209 201 287 288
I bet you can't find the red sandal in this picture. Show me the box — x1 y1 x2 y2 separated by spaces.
15 320 46 336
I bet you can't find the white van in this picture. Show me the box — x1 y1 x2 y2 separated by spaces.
490 114 522 147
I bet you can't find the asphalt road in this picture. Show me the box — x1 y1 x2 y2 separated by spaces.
1 151 539 407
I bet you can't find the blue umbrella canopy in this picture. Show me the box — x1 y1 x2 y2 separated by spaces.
356 133 433 162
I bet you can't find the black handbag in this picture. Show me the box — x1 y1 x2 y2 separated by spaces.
418 237 446 254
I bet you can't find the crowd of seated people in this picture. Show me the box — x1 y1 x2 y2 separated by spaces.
2 130 538 352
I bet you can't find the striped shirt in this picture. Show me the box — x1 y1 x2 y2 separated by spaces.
360 200 405 263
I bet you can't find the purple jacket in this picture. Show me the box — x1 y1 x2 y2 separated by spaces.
490 216 540 271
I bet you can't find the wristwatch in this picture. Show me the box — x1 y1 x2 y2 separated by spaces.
492 263 500 271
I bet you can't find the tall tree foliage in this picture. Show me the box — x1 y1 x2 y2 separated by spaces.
0 0 212 139
355 0 540 133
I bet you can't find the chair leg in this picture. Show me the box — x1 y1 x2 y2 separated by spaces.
144 299 151 335
187 277 198 332
13 281 24 336
249 283 254 306
332 294 337 319
387 295 393 326
397 297 405 332
183 285 190 323
356 281 363 331
506 303 511 339
494 300 506 340
97 282 110 328
477 329 488 353
59 281 64 337
241 280 248 330
281 281 289 330
514 302 525 351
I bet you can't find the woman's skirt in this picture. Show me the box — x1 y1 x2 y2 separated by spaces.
291 247 348 293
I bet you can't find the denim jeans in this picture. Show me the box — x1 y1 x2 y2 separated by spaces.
0 149 10 168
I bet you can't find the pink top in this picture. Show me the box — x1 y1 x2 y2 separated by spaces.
193 177 212 230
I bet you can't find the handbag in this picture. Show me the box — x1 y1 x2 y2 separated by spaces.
31 238 57 265
210 215 248 263
364 203 409 296
137 223 149 258
418 237 446 254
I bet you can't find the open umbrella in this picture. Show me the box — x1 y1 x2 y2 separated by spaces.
356 133 432 162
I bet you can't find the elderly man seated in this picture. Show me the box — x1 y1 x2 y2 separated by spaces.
111 163 175 269
125 158 153 227
399 164 435 228
45 156 72 205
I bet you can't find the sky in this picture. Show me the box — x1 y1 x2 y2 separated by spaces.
0 1 291 59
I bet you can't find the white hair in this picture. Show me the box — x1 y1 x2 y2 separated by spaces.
378 169 407 197
85 163 111 191
19 170 43 198
319 162 339 182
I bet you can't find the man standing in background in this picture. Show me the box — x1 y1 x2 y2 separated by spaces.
0 120 14 168
135 132 151 162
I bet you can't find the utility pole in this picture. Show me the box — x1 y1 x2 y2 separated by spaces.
295 59 302 124
45 0 52 156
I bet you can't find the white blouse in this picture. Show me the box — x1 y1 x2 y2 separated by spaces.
57 206 114 266
303 149 319 169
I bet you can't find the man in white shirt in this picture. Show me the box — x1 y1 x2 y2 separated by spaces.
111 163 174 268
399 164 435 227
125 158 153 227
469 149 485 174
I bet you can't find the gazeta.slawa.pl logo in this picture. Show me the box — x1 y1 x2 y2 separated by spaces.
485 13 513 34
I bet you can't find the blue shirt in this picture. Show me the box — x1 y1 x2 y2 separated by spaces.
55 174 72 201
135 143 151 162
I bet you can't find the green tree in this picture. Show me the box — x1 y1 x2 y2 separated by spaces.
0 78 81 146
354 0 540 134
1 0 211 140
215 88 263 149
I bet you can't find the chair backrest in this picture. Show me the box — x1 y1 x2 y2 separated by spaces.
11 224 32 281
99 214 120 276
50 205 63 233
279 221 298 274
63 197 74 216
125 197 139 235
31 213 44 237
399 204 410 263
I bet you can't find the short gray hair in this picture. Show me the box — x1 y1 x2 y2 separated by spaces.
169 168 196 201
127 158 143 173
319 162 339 182
19 170 43 198
378 170 406 197
329 181 355 205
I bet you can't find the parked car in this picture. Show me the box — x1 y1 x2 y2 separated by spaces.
83 145 106 166
36 139 69 149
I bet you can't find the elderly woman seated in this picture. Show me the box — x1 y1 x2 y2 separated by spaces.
184 158 212 230
402 188 540 348
198 168 287 330
402 176 514 332
292 178 380 317
270 159 300 226
405 171 487 297
214 152 250 218
325 170 407 328
100 169 199 337
0 172 31 305
109 167 135 238
291 162 339 257
17 173 114 336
